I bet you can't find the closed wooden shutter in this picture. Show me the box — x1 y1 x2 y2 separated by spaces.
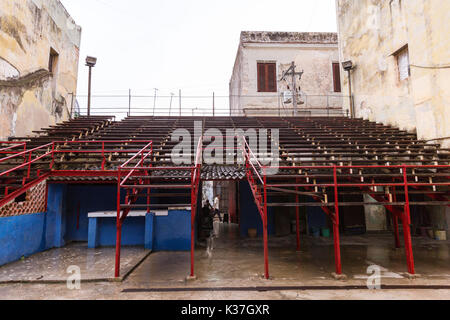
257 63 266 92
267 63 276 92
257 63 277 92
332 63 341 93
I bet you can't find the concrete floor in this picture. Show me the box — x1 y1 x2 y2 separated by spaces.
0 223 450 300
0 243 150 283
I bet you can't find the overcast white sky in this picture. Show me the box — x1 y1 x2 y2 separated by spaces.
60 0 337 115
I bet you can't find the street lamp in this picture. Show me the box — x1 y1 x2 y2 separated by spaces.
85 56 97 117
342 60 355 119
169 92 175 116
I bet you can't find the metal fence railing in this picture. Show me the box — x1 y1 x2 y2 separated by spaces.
71 93 349 119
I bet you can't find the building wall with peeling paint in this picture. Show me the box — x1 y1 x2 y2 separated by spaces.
0 0 81 140
336 0 450 147
230 32 343 116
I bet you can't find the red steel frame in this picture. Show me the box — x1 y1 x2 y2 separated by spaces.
115 141 153 277
190 136 203 278
114 137 202 278
0 143 54 207
1 137 449 280
243 138 450 278
242 138 270 279
0 140 153 208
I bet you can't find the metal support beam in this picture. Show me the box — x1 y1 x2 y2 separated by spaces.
333 166 342 275
295 182 301 252
115 169 122 278
263 170 269 279
402 166 415 275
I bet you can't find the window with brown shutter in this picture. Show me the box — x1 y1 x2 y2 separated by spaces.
257 63 277 92
332 63 341 93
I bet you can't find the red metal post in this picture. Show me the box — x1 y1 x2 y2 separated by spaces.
190 167 196 278
115 168 122 278
402 166 415 275
101 142 106 170
295 181 301 252
50 143 56 170
333 166 342 275
263 168 269 279
148 144 152 213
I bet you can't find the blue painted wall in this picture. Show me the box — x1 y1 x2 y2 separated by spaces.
154 210 191 251
0 213 46 266
65 185 191 250
0 183 194 266
98 216 146 246
66 185 117 242
306 196 328 233
0 184 67 266
87 211 191 250
239 181 275 238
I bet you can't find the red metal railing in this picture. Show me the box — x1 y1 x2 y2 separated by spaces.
113 136 204 278
190 136 203 278
0 143 54 207
0 140 153 207
0 142 27 157
115 141 153 277
242 137 270 279
54 140 154 171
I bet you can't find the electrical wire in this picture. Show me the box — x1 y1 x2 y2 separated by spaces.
410 64 450 69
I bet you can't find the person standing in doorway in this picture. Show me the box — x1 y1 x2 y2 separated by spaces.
213 195 222 222
212 195 221 238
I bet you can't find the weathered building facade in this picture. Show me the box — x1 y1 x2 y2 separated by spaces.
0 0 81 140
230 31 344 116
336 0 450 147
336 0 450 234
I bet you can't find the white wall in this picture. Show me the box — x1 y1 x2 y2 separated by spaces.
230 43 342 116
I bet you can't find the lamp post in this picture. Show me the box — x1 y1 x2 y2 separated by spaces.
152 88 159 116
169 92 175 116
85 56 97 117
342 60 355 119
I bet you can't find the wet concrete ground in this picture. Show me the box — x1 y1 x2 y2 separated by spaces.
0 224 449 299
0 243 150 283
127 224 450 286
